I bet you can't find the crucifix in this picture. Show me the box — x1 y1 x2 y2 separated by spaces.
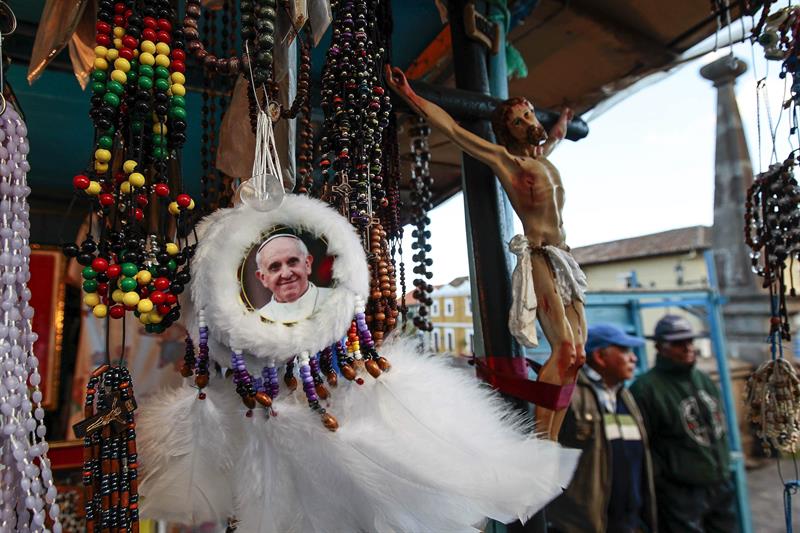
73 391 138 438
386 66 587 440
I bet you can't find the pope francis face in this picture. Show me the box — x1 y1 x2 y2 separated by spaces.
256 236 313 303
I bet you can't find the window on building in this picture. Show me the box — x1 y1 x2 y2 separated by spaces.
432 329 441 352
431 300 440 317
445 329 455 352
467 330 474 354
465 297 472 316
444 298 455 317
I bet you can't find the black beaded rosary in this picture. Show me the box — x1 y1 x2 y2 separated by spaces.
408 117 434 332
318 0 401 344
745 156 800 341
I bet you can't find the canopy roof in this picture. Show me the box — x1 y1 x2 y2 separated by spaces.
3 0 753 235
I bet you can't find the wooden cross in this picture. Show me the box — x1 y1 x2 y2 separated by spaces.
330 174 352 219
72 392 137 438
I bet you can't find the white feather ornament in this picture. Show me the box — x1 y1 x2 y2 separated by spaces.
137 197 580 532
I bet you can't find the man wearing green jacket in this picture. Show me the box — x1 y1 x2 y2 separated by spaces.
630 315 737 533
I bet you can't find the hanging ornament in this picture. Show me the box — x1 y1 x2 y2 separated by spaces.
744 157 800 341
136 195 580 532
0 104 62 533
746 357 800 455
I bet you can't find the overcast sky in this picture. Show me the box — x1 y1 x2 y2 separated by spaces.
402 39 793 286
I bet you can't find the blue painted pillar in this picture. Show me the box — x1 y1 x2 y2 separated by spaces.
704 250 753 533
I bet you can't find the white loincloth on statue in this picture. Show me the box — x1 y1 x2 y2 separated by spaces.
508 235 588 348
137 336 580 532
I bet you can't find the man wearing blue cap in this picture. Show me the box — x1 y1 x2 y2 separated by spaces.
630 315 737 533
548 324 657 533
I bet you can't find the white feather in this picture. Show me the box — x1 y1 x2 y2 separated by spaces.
137 378 239 524
138 335 579 531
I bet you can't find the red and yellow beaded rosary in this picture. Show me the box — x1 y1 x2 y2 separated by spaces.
62 0 194 530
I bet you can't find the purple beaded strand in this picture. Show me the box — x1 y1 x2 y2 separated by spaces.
196 324 209 374
265 365 279 398
354 310 375 349
309 353 323 383
231 350 256 410
298 353 319 406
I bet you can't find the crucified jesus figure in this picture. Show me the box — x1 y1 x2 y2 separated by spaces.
386 66 587 440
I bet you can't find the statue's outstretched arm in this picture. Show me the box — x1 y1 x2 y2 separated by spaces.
386 66 514 177
537 107 573 158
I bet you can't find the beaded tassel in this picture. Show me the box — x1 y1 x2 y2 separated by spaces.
283 358 298 391
181 335 196 377
335 339 357 382
230 350 256 415
320 346 338 387
355 298 391 377
298 352 338 431
309 353 330 400
195 312 210 395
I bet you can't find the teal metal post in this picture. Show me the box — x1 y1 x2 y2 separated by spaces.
704 250 753 533
488 3 517 275
628 299 647 373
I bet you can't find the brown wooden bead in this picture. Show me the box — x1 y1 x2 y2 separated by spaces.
321 412 339 431
243 395 256 409
195 374 209 388
255 391 272 408
284 375 298 391
180 365 193 377
315 384 330 399
341 364 356 381
375 312 386 321
92 364 110 377
365 359 382 378
326 371 338 387
377 357 391 371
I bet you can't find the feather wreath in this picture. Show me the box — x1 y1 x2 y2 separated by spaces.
137 196 579 531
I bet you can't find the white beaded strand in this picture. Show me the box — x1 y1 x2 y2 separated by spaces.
0 106 61 532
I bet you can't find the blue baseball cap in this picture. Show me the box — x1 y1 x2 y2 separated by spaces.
585 324 645 354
